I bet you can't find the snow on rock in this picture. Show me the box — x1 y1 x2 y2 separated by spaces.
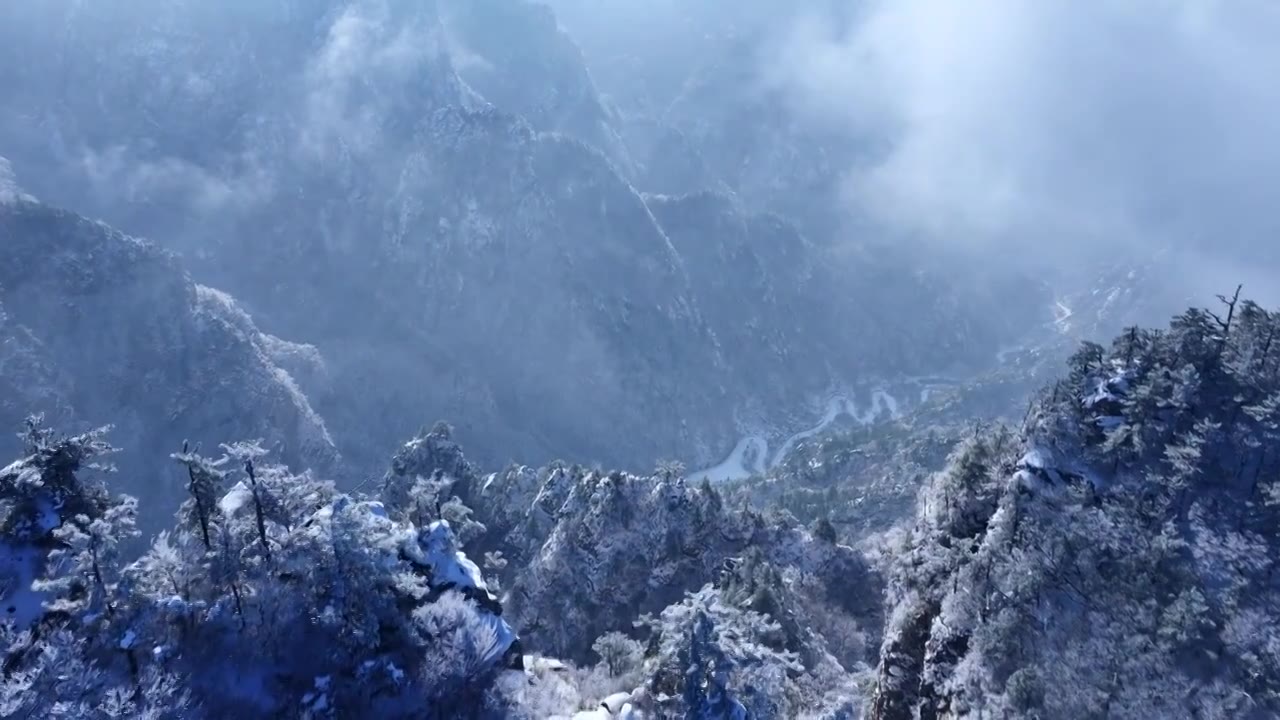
1084 380 1118 408
219 481 252 515
568 689 648 719
1084 367 1133 409
309 494 393 529
301 675 332 714
523 655 569 676
412 520 489 592
402 520 519 665
1017 445 1066 488
601 691 635 713
298 502 523 674
1020 448 1050 470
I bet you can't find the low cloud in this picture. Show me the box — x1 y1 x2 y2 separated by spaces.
769 0 1280 281
301 0 452 159
78 146 274 215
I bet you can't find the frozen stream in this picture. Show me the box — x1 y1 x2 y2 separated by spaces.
689 391 901 483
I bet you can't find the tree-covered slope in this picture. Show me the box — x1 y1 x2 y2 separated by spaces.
870 293 1280 719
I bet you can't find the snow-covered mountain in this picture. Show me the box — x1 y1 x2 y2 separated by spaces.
4 1 1276 716
0 174 337 521
4 297 1280 717
0 0 1037 481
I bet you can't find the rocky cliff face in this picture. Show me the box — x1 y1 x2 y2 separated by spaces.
438 0 633 174
548 0 857 239
0 182 336 521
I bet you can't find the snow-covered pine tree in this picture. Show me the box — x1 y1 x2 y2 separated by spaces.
171 443 226 551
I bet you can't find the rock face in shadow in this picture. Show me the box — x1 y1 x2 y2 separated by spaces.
0 189 337 520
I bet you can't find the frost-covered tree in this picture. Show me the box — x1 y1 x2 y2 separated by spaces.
680 611 748 720
221 441 272 560
592 631 644 678
2 418 139 640
35 497 138 620
2 420 534 718
636 586 800 719
870 296 1280 719
1 416 118 542
171 444 226 551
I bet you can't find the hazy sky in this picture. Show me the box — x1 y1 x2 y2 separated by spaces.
9 0 1280 304
767 0 1280 276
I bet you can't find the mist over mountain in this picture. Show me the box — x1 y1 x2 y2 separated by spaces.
0 0 1048 479
0 183 338 520
2 0 1278 717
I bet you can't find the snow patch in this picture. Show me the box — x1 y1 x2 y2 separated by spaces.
415 520 489 592
219 481 252 515
601 691 636 713
1084 370 1131 409
1020 448 1049 470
